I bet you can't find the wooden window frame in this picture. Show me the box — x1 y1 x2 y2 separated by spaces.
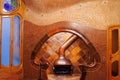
0 0 24 72
107 25 120 80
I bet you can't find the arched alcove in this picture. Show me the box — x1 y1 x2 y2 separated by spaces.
31 28 101 78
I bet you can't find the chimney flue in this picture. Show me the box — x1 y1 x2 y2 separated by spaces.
53 34 78 74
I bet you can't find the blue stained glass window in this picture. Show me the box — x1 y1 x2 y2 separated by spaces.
3 0 18 12
13 16 20 66
2 17 10 66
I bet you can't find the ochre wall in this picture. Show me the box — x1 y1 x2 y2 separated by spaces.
24 0 120 30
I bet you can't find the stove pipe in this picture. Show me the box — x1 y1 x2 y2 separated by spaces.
53 34 78 74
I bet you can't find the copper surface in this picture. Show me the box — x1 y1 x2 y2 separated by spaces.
54 34 78 66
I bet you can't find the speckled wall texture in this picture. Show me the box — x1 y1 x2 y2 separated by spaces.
24 0 120 30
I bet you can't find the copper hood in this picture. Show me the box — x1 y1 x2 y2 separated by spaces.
53 34 78 74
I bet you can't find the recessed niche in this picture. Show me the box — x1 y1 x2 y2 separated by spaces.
32 30 100 74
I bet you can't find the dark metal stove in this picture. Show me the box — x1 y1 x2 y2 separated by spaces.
53 65 72 74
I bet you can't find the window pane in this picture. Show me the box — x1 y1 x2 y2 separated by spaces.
112 61 119 76
2 17 10 66
112 29 118 54
3 0 18 12
13 16 20 66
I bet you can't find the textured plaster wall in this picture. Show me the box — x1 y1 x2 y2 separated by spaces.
23 0 119 79
24 0 120 30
